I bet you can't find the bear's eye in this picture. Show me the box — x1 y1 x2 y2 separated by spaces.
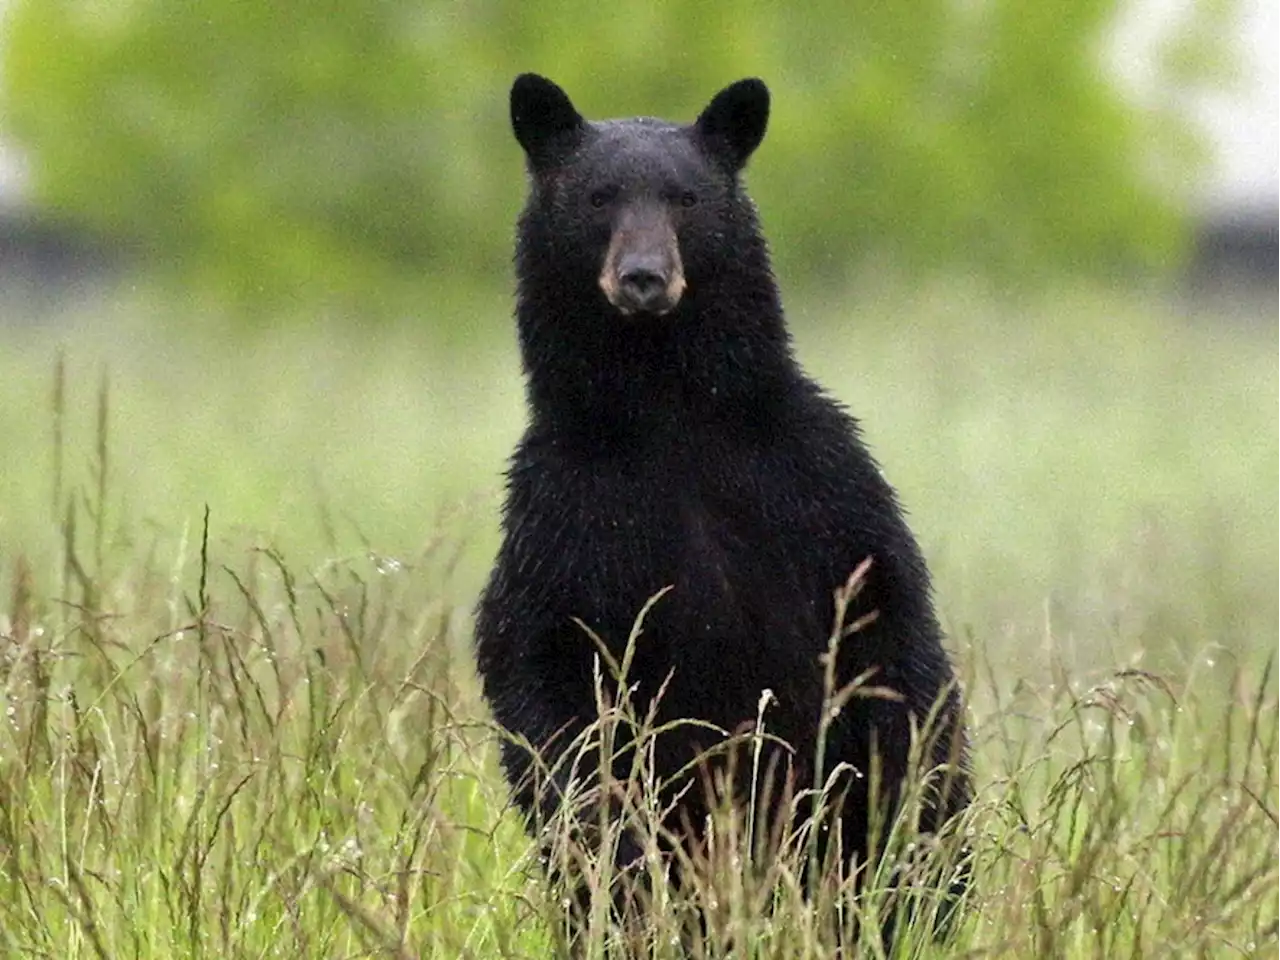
588 188 616 209
680 191 698 208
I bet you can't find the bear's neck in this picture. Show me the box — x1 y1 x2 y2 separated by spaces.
515 266 800 447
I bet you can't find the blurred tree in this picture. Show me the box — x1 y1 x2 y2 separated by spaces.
1 0 1232 317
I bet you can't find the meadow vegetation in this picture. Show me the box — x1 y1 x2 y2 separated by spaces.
0 283 1275 957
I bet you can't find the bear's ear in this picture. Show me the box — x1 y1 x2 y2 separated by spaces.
695 78 770 172
511 74 585 169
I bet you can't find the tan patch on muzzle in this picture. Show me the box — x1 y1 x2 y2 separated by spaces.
598 209 686 316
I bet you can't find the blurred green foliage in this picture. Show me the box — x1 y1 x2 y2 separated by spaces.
2 1 1227 316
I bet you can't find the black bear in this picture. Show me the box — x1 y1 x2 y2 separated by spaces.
475 73 971 947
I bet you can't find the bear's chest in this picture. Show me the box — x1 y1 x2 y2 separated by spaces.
538 445 839 732
557 443 833 653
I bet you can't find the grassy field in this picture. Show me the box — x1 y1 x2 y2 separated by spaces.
0 281 1275 957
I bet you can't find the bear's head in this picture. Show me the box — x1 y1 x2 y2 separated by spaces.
510 74 770 320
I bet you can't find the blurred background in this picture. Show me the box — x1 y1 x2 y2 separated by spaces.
0 0 1274 679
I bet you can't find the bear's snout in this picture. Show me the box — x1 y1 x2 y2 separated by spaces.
599 207 686 316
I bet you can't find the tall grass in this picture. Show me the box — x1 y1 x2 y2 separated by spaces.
0 287 1276 957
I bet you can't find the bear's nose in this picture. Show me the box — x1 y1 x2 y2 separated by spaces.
600 223 686 316
618 265 668 306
